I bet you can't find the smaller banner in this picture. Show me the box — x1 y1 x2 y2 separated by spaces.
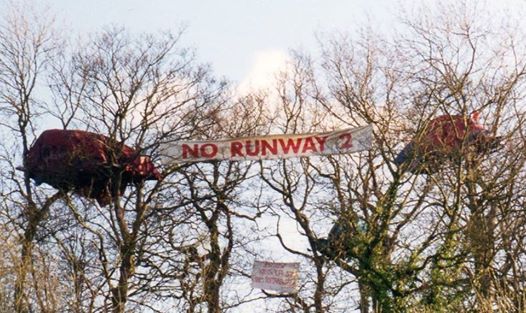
251 261 300 293
160 125 372 163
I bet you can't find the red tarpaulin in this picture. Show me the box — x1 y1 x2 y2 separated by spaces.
394 112 501 173
20 129 161 205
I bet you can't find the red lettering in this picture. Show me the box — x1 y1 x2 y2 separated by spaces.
279 138 302 154
246 140 260 156
200 143 218 158
261 139 278 155
302 137 317 153
266 277 285 285
339 133 353 149
231 141 244 157
182 144 199 159
314 136 328 151
265 277 275 283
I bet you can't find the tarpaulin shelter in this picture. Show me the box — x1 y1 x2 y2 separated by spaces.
20 129 161 206
394 112 501 174
315 214 368 260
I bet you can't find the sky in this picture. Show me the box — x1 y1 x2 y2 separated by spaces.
3 0 526 309
0 0 522 255
3 0 524 91
0 0 520 237
31 0 524 253
37 0 401 89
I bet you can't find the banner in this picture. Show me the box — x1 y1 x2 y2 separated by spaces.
160 125 372 163
251 261 300 293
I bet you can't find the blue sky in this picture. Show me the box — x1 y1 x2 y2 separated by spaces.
42 0 399 85
2 0 525 89
2 1 526 310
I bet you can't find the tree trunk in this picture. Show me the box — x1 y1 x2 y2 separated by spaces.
359 282 370 313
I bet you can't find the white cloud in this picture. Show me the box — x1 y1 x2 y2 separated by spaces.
236 49 290 95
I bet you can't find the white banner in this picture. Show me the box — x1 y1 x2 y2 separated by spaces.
251 261 300 293
160 125 372 163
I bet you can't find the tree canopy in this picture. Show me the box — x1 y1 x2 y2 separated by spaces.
0 1 525 313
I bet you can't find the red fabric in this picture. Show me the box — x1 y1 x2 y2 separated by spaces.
418 113 484 154
394 112 500 174
24 129 161 206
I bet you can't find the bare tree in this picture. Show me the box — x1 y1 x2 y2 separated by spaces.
2 1 526 313
134 95 270 312
256 2 526 312
48 27 232 313
0 3 64 312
